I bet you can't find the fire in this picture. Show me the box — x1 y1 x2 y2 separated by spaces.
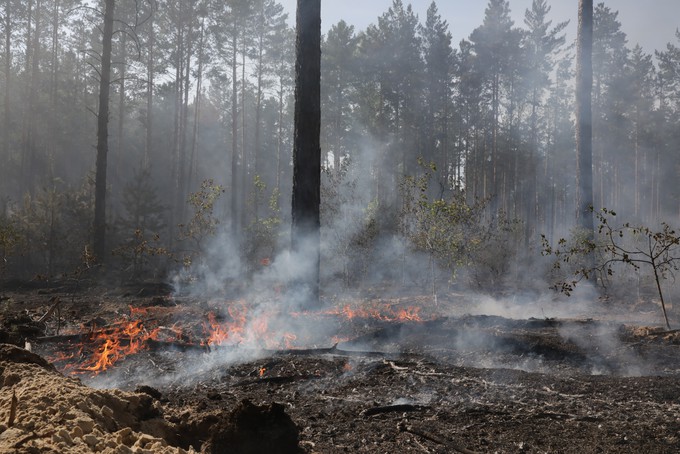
324 304 423 322
283 333 297 349
259 366 266 377
199 301 305 350
203 312 232 346
50 299 431 377
77 320 160 374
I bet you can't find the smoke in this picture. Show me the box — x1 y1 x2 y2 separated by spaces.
558 321 649 377
89 131 673 390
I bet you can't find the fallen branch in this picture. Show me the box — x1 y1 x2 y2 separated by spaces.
37 297 61 323
398 422 480 454
263 344 412 359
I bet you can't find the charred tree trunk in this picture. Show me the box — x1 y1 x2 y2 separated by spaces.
93 0 115 263
576 0 594 235
291 0 321 305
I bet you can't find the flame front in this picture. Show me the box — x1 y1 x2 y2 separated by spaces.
51 299 431 377
70 320 160 375
202 302 294 349
324 303 423 322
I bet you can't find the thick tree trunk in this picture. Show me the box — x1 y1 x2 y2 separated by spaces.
576 0 594 234
291 0 321 305
93 0 115 262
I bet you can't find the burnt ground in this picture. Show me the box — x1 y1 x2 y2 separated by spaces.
2 282 680 453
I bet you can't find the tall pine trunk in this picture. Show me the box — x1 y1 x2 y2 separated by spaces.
143 10 155 169
93 0 115 262
576 0 594 234
187 16 206 193
291 0 321 305
230 32 240 240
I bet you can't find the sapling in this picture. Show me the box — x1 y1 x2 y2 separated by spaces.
543 208 680 329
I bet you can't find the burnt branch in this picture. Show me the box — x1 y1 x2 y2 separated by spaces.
398 422 480 454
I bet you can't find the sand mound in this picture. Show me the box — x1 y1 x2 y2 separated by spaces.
0 344 194 454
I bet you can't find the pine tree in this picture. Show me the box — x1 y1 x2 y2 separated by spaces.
575 0 594 236
420 2 455 196
522 0 568 241
93 0 115 263
321 20 358 172
469 0 524 209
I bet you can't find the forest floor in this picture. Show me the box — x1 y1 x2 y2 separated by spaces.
1 281 680 453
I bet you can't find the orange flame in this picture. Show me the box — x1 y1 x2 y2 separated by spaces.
53 299 430 377
201 302 296 349
52 319 162 376
323 304 423 322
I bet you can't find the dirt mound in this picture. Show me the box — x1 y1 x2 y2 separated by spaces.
0 344 193 453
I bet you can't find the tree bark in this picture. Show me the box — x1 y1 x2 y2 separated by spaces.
291 0 321 305
93 0 115 262
576 0 594 234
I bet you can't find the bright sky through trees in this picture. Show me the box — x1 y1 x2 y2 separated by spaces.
279 0 678 53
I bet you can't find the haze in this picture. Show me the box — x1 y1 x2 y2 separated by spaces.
280 0 679 53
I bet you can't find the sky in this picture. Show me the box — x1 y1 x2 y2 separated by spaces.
278 0 680 54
